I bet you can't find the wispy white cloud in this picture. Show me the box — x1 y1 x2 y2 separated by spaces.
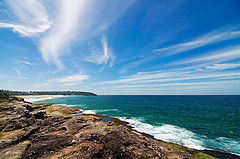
1 0 135 69
39 0 134 69
97 72 178 85
84 36 115 67
49 73 89 84
14 59 32 66
114 80 240 88
206 63 240 70
0 0 51 37
39 0 86 69
170 46 240 65
97 70 240 86
120 27 240 73
129 72 240 84
34 72 89 88
14 69 27 79
153 29 240 55
119 56 153 73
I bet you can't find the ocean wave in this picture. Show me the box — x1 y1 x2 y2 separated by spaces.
24 96 59 103
118 117 205 150
96 109 119 113
216 137 240 156
82 110 96 114
204 137 240 156
58 104 78 107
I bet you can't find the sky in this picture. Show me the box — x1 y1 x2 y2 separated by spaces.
0 0 240 95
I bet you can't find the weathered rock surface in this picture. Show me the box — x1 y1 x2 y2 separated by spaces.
0 100 217 159
0 140 31 159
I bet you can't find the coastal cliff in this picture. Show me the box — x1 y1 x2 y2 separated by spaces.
0 93 217 159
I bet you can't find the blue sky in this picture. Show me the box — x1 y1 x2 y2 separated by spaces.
0 0 240 95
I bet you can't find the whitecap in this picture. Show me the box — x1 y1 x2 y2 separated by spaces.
118 117 205 150
208 137 240 156
24 96 59 103
96 109 119 112
58 104 78 107
82 110 96 114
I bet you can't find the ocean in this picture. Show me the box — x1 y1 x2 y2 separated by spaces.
26 95 240 156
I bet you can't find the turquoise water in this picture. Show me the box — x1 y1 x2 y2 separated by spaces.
28 95 240 155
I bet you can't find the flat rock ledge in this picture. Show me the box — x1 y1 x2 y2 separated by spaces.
0 101 216 159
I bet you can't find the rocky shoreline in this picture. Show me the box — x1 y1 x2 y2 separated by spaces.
0 98 238 159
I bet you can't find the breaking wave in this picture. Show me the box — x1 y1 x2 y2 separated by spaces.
118 117 205 150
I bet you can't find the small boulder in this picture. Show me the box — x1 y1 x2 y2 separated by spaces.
33 111 46 119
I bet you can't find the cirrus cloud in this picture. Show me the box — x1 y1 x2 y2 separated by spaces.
0 0 135 69
34 72 89 88
39 0 134 69
84 36 116 67
0 0 51 37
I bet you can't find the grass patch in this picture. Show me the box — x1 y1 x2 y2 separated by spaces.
193 152 217 159
0 91 23 103
162 142 217 159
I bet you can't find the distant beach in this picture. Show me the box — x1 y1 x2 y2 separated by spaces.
15 95 84 98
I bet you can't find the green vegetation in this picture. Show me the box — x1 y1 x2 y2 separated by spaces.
193 152 217 159
161 142 217 159
0 90 23 103
1 90 97 96
0 91 10 102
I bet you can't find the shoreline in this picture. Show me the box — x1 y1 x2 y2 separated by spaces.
15 95 85 98
0 98 239 158
12 96 240 158
0 99 202 158
43 101 240 158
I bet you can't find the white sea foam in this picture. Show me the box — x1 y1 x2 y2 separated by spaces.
213 137 240 156
58 104 78 107
82 110 96 114
118 117 205 150
24 96 59 103
96 109 119 112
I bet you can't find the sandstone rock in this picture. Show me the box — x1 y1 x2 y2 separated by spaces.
3 118 35 132
0 100 219 159
0 140 31 159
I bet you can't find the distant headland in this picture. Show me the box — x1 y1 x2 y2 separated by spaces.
1 90 97 97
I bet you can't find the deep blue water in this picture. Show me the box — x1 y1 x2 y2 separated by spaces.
28 95 240 155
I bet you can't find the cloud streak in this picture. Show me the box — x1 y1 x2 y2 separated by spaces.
1 0 135 69
0 0 51 36
153 29 240 55
84 36 115 67
14 69 27 79
169 46 240 66
35 72 89 88
97 70 240 86
14 59 32 66
206 63 240 70
39 0 134 69
39 0 87 69
114 80 240 88
120 27 240 73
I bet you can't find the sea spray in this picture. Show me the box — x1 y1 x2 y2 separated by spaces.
118 117 205 150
